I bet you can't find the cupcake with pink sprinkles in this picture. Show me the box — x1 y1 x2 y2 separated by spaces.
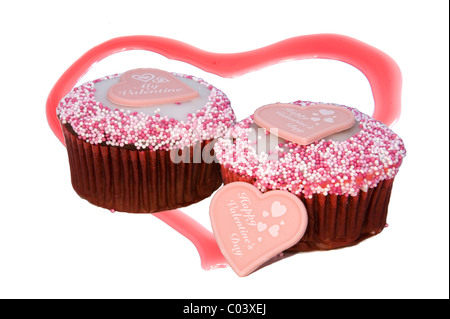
215 100 406 252
57 68 236 213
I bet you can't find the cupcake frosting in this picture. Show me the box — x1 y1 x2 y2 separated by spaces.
214 100 406 198
57 70 235 151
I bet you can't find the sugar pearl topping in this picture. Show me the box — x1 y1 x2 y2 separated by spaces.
214 101 406 197
56 73 235 151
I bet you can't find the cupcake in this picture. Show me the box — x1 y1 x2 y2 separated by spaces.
214 100 406 252
57 68 235 213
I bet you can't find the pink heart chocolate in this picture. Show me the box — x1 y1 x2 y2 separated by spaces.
254 103 356 145
107 68 199 107
209 182 308 277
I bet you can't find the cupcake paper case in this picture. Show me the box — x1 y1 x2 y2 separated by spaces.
57 68 235 213
215 100 406 252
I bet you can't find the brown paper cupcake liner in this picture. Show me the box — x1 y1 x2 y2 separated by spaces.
220 166 394 252
63 124 222 213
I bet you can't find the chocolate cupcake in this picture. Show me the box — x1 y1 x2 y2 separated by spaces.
214 100 406 252
57 68 235 213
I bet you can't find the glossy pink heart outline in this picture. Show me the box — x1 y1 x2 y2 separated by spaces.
46 34 402 270
47 34 401 146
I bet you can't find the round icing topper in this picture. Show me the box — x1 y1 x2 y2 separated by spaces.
107 68 200 106
210 182 308 277
253 103 356 145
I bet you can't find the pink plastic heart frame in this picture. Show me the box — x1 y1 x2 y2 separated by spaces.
46 34 402 271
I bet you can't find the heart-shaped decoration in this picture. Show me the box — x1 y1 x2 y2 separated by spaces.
209 182 308 277
271 201 287 217
131 73 156 83
131 73 171 83
319 109 336 116
268 225 280 237
257 222 267 232
107 68 199 107
253 103 356 145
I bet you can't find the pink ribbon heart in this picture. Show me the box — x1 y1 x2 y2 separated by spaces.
46 34 402 273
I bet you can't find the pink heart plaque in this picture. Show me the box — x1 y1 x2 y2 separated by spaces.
107 68 199 107
209 182 308 277
253 103 356 145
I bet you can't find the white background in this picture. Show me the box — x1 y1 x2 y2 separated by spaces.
0 0 448 299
